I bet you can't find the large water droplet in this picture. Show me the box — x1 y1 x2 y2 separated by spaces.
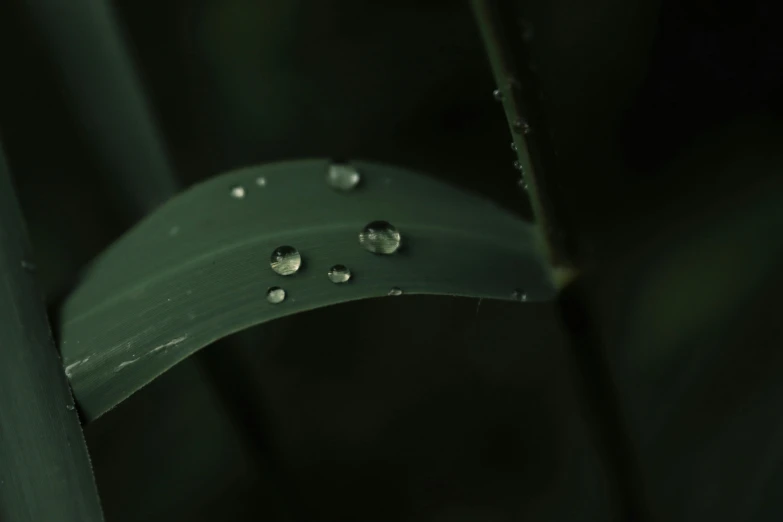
493 88 504 101
328 264 352 284
359 221 401 254
267 287 286 304
511 289 528 302
270 246 302 275
388 287 403 296
327 163 361 191
230 185 246 199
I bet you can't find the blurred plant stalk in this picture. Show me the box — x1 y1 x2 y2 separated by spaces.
470 1 652 521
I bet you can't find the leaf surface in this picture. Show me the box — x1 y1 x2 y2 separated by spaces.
61 159 555 421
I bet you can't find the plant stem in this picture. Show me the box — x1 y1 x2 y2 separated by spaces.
0 144 104 522
469 0 577 280
469 1 651 520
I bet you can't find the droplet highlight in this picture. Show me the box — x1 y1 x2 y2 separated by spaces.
327 163 361 191
513 160 523 172
518 179 529 191
256 176 267 187
511 142 518 151
230 185 246 199
493 88 504 101
512 119 530 135
359 221 401 255
388 287 403 296
270 246 302 276
511 289 528 302
266 287 286 304
328 264 352 284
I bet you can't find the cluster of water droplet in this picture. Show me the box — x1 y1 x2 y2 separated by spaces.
492 86 532 192
248 163 404 304
229 161 530 305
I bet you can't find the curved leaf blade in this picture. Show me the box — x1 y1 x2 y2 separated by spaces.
61 159 555 422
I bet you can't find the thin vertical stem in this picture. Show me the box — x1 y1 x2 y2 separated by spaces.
469 0 576 276
469 1 651 521
0 144 104 522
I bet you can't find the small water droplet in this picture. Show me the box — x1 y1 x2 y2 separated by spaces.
492 88 504 101
328 264 352 284
512 119 531 134
256 176 267 187
230 185 246 199
21 260 36 272
511 142 518 151
511 289 528 302
359 221 401 255
270 246 302 276
388 287 403 296
66 404 75 412
266 287 286 304
327 163 361 191
513 160 523 171
518 179 529 191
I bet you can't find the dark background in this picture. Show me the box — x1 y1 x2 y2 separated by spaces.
1 0 782 520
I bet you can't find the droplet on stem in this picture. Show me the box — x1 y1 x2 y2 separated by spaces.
388 287 403 296
513 160 523 172
493 88 504 101
328 264 352 284
230 185 246 199
270 246 302 275
327 163 361 191
359 221 401 255
511 289 528 302
512 119 530 135
266 287 286 304
511 142 518 152
256 176 267 187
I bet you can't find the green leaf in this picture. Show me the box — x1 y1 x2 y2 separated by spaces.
0 147 104 522
61 159 555 422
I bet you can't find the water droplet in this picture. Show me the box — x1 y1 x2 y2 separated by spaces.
327 163 361 191
256 176 267 187
359 221 401 255
270 246 302 276
513 160 523 171
327 264 352 284
66 404 75 412
511 142 518 151
266 287 286 304
518 179 529 191
230 185 246 199
388 287 403 296
511 289 528 302
512 119 530 134
492 88 504 101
